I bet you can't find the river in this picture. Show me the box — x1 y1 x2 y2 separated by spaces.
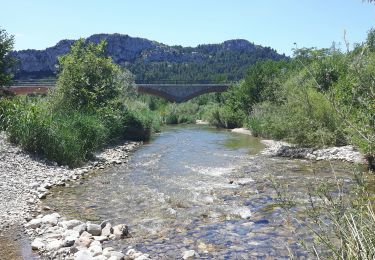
37 125 363 259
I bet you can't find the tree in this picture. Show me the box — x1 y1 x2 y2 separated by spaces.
51 39 135 111
0 28 15 91
224 60 290 117
366 27 375 52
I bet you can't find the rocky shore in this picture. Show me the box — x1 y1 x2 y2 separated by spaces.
25 213 149 259
261 139 365 164
230 128 365 164
0 132 143 259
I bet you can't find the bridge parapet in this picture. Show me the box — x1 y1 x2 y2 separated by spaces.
9 79 231 102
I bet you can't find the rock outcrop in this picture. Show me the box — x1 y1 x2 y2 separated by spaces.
11 33 287 80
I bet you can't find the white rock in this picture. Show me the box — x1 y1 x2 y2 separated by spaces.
25 218 42 229
102 247 114 257
125 249 137 256
74 249 94 260
112 224 129 239
232 207 252 219
60 219 83 229
41 213 60 225
81 231 93 238
31 238 45 250
90 240 101 248
89 245 103 257
101 223 112 237
182 250 196 259
110 251 125 259
93 255 107 260
135 254 150 260
93 236 108 242
235 178 254 185
45 239 62 251
63 235 76 247
74 236 92 248
166 207 177 215
63 229 80 239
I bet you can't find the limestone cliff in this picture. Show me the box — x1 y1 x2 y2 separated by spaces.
12 33 287 80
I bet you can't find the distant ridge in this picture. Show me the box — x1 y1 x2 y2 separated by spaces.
12 33 287 82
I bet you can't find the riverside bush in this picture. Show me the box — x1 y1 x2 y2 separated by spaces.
1 96 159 166
202 102 244 129
0 40 160 166
247 75 345 147
1 97 108 166
161 102 200 124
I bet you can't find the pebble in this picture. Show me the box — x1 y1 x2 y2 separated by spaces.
112 224 129 239
25 212 133 259
0 130 140 233
87 224 102 236
182 250 196 259
31 238 45 250
101 223 112 237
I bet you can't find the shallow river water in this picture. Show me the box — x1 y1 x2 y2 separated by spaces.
41 125 361 259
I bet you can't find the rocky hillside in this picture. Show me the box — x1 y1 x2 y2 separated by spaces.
12 33 287 81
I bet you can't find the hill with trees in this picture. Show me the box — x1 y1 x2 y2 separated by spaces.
11 33 287 82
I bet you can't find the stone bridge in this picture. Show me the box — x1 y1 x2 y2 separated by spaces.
137 83 229 103
9 80 231 102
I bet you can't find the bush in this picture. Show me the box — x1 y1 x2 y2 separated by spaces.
42 112 107 166
247 75 345 147
50 39 135 111
161 102 199 124
201 102 244 129
1 97 108 166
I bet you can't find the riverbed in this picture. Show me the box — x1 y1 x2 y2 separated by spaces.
37 125 362 259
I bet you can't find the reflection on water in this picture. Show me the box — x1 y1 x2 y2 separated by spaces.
43 125 361 258
0 228 39 260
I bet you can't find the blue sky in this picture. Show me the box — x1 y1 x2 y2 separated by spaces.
1 0 374 55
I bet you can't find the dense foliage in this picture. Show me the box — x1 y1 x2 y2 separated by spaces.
127 45 286 83
51 39 136 110
1 40 160 166
0 28 15 92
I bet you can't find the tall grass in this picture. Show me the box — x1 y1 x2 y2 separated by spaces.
0 96 159 166
272 170 375 259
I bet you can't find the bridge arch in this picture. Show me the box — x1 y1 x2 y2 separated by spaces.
137 84 230 103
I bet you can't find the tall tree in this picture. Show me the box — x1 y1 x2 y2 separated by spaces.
0 28 15 91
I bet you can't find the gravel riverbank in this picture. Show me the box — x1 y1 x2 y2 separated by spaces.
0 131 144 259
231 127 365 164
261 139 365 164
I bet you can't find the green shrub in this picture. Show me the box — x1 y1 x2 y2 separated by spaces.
42 112 107 166
201 102 244 129
2 97 50 153
122 100 161 141
247 78 345 147
1 97 109 166
160 102 200 124
50 39 135 111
